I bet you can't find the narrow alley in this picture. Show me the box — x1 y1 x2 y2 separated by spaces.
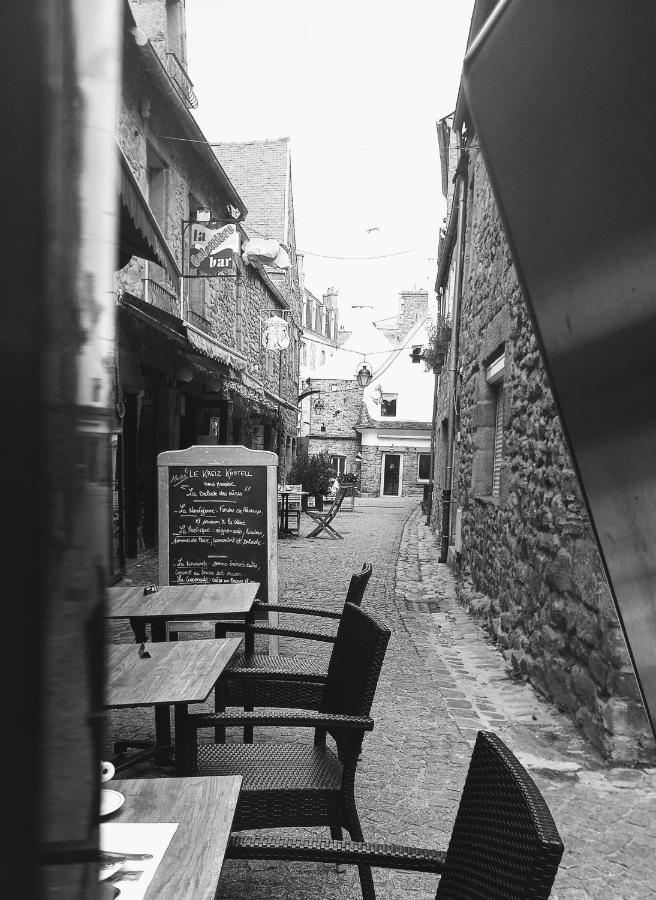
110 499 656 899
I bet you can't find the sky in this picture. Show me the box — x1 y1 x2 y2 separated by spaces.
187 1 475 329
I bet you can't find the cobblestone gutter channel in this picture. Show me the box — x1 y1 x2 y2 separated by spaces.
106 500 656 899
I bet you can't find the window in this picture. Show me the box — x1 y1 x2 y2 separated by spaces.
417 452 431 482
492 382 504 497
486 353 505 497
301 342 307 365
380 393 398 417
329 455 346 476
410 345 423 364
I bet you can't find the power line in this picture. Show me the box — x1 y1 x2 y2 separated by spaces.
300 242 435 261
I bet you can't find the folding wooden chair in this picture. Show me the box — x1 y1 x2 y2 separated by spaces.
305 487 348 539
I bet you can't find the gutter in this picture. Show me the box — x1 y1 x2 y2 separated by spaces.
435 176 461 294
427 166 462 524
440 147 469 562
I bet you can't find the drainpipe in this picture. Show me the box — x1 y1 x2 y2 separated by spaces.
440 147 469 562
426 364 439 524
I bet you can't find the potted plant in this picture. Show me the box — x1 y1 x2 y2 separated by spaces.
423 314 452 375
290 452 336 511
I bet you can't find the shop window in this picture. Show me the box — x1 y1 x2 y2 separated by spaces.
380 393 398 417
417 452 431 482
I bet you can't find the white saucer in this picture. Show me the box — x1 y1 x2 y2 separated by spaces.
100 789 125 817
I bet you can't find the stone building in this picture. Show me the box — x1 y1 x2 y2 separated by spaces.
299 282 340 385
212 137 304 473
306 302 434 495
374 288 431 346
114 0 300 573
430 2 655 763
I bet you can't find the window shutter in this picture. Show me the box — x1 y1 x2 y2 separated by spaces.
492 384 504 496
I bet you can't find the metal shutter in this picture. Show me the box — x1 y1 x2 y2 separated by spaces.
492 384 504 497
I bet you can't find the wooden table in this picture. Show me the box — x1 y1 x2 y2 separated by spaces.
107 775 241 899
278 490 308 537
106 638 242 773
106 582 259 641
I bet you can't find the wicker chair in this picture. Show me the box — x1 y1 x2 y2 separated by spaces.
182 602 391 899
227 730 564 900
215 563 373 742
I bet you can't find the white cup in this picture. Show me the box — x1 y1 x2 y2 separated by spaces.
100 761 115 783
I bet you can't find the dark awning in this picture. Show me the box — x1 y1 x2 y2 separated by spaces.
462 0 656 739
118 148 181 288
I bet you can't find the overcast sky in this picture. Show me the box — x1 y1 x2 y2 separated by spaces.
187 1 475 328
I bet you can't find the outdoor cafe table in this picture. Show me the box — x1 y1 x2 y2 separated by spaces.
104 775 241 899
107 582 258 749
106 582 259 642
106 638 242 773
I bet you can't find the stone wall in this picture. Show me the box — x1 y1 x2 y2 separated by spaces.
307 379 363 439
433 148 655 764
307 437 360 476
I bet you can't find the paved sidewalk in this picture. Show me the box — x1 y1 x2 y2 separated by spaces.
106 499 656 899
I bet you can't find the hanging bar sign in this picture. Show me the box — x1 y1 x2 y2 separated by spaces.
189 221 241 275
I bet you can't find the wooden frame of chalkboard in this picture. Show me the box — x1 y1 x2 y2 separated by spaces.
157 446 278 614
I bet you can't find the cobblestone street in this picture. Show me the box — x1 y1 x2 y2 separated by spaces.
107 498 656 899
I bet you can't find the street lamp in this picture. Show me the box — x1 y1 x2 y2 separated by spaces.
356 361 372 387
314 396 325 413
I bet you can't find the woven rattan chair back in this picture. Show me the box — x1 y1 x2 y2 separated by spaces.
344 563 373 607
320 603 390 744
435 731 564 899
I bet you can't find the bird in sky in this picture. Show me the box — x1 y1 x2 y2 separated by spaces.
366 226 380 233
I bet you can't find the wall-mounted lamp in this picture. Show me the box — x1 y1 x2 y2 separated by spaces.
356 362 372 388
320 423 326 433
313 396 325 413
175 360 194 383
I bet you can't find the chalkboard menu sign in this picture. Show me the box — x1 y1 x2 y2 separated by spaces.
158 446 278 606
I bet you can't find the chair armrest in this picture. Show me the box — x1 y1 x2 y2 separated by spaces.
216 622 337 643
228 835 445 874
186 709 374 731
253 601 342 620
227 663 328 683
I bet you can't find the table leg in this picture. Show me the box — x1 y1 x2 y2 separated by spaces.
151 619 167 642
174 703 192 775
150 619 174 762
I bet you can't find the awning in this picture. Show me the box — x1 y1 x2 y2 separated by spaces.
118 148 181 288
185 325 246 372
462 0 656 739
